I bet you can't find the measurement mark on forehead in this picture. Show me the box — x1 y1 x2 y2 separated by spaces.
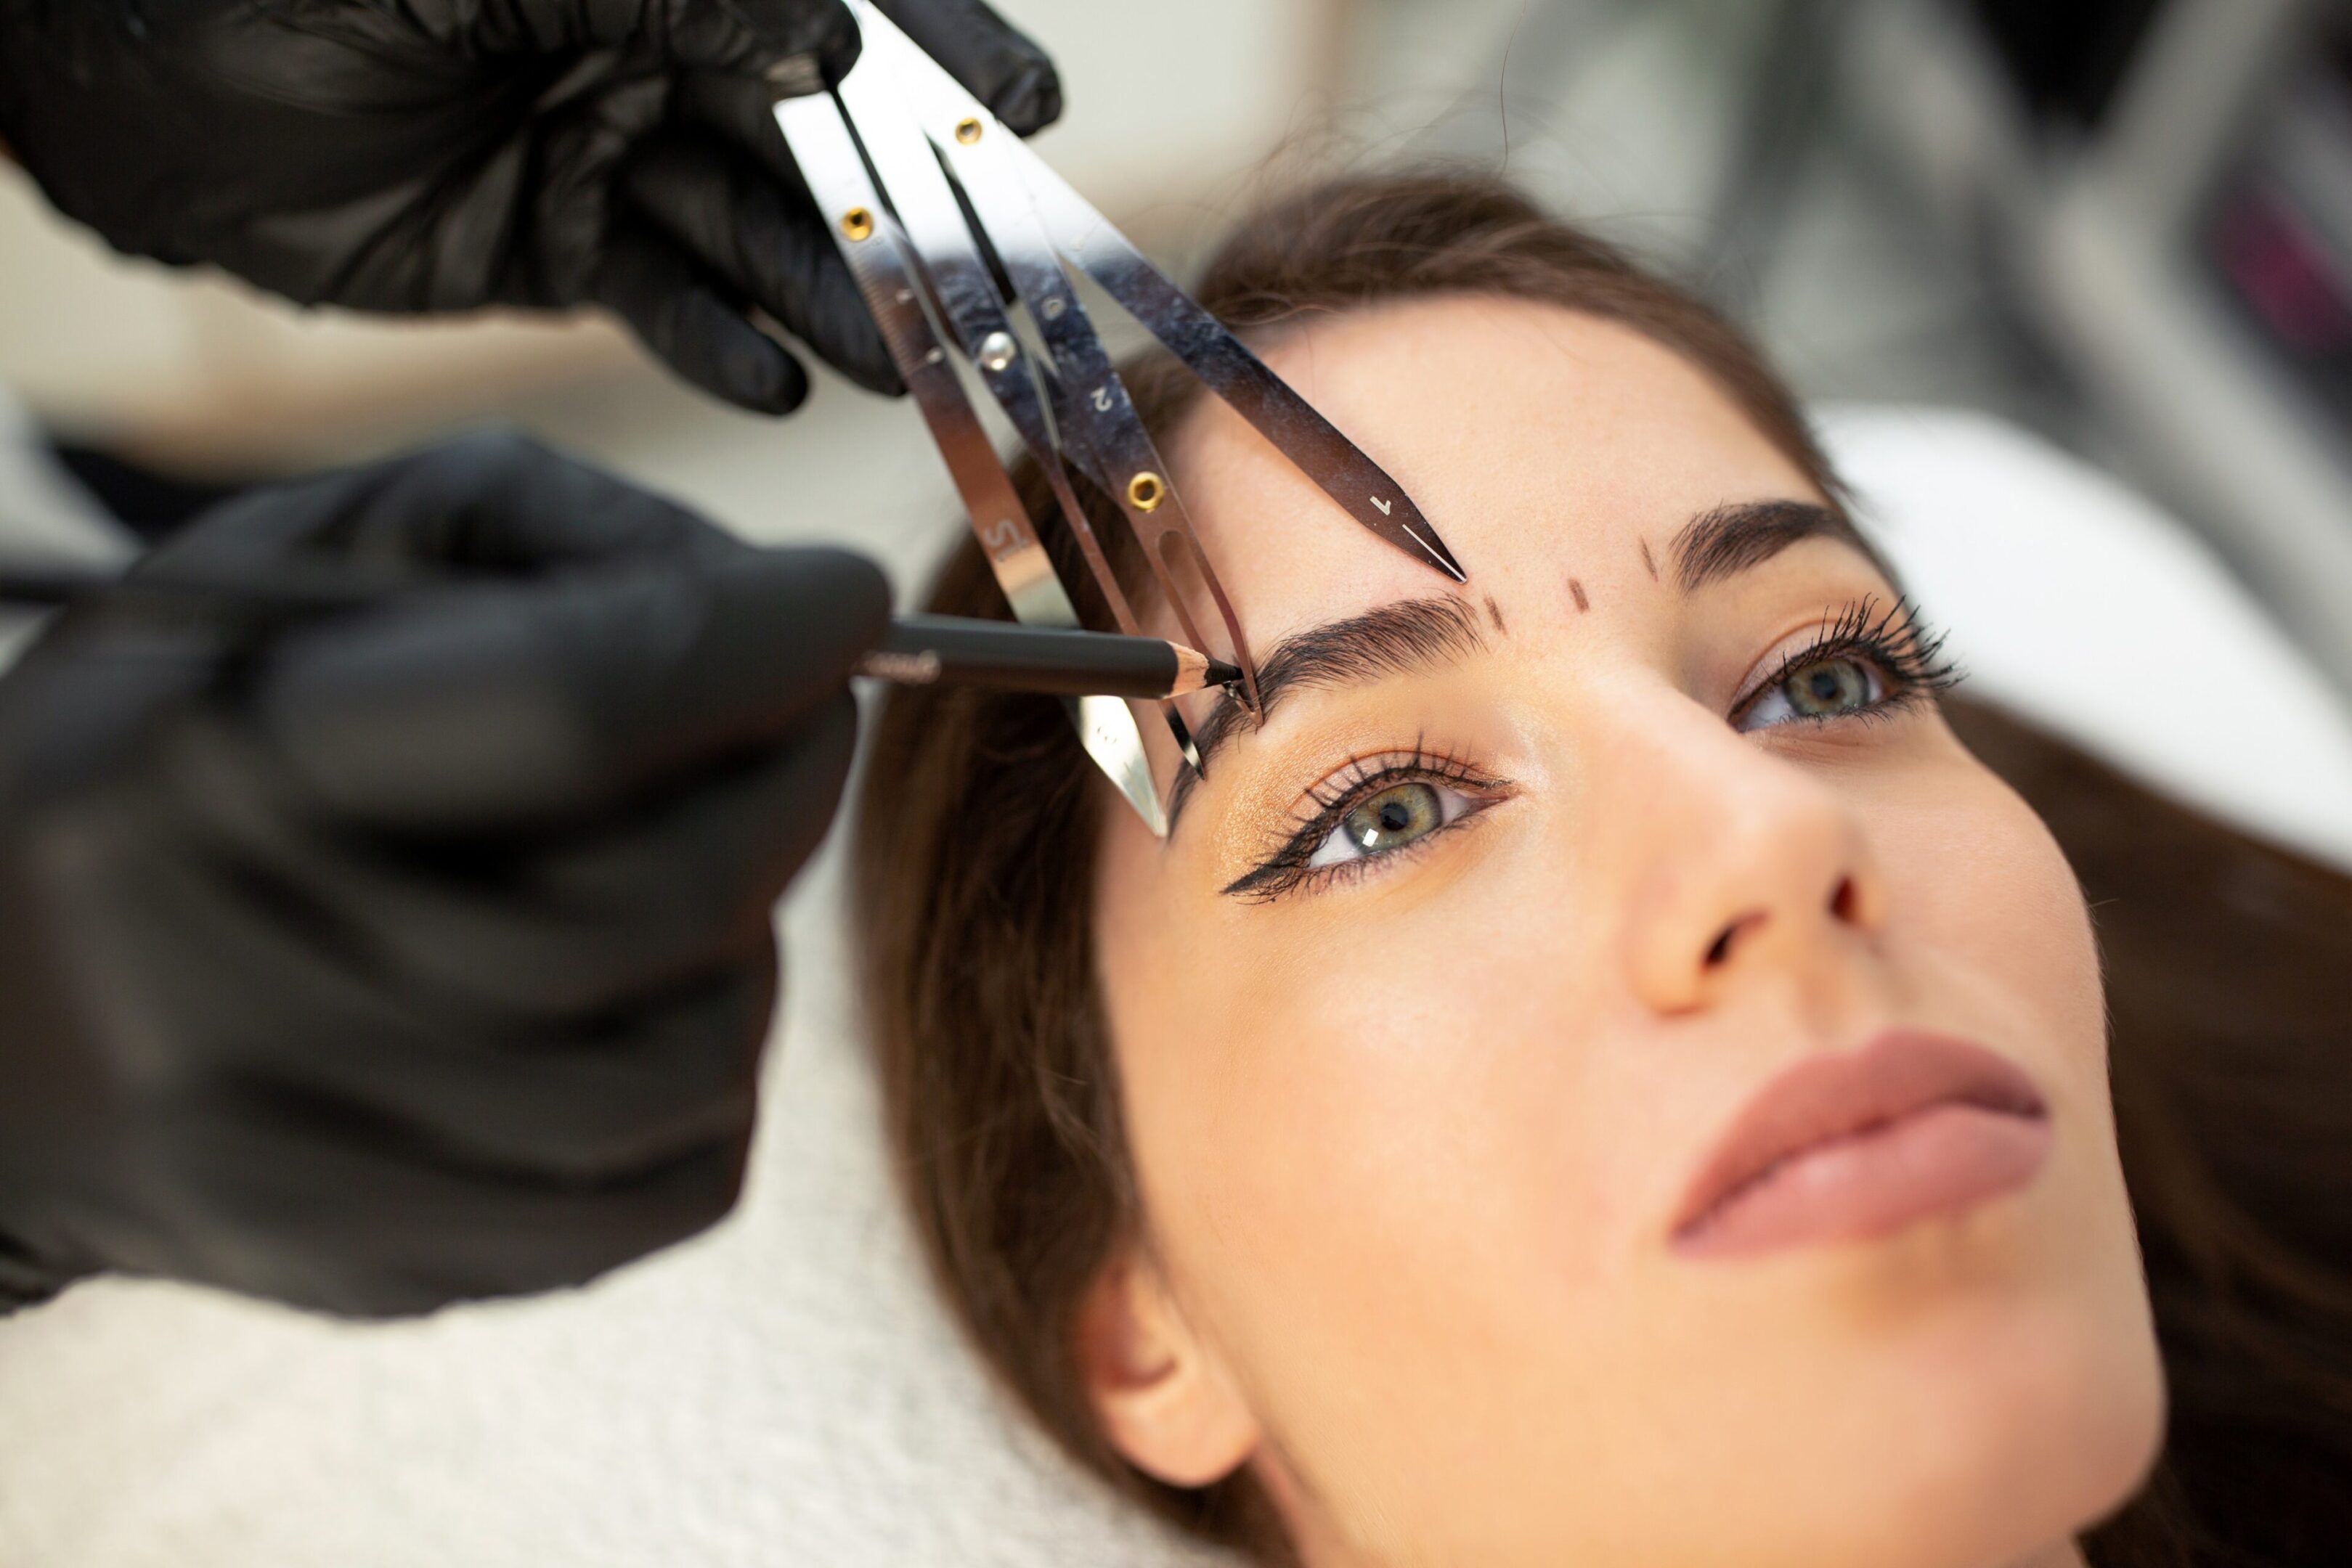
1484 595 1507 634
1568 578 1590 613
1639 538 1659 581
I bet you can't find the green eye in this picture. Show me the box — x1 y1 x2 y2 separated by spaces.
1739 654 1886 731
1310 780 1444 867
1786 656 1875 716
1223 758 1510 902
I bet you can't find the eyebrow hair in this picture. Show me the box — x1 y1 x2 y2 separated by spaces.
1671 499 1881 594
1170 596 1485 828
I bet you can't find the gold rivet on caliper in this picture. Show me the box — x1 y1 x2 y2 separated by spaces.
1127 472 1165 512
840 206 874 241
954 117 984 144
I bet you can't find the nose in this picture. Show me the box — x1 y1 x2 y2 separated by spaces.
1619 722 1887 1016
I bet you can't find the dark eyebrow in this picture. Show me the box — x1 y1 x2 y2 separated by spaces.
1170 596 1485 829
1671 499 1884 594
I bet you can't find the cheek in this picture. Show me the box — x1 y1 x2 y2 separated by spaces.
1096 827 1620 1395
1879 766 2107 1095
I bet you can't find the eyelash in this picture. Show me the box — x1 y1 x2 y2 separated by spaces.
1729 595 1961 729
1219 742 1507 903
1223 597 1960 905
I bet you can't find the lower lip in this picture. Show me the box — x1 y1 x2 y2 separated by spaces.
1672 1103 2054 1260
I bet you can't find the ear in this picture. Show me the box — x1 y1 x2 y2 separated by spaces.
1076 1244 1261 1488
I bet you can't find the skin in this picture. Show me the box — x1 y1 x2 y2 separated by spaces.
1083 296 2164 1568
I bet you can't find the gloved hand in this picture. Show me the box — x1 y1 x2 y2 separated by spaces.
0 433 889 1315
0 0 1059 413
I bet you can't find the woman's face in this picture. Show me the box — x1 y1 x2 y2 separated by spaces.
1088 297 2162 1568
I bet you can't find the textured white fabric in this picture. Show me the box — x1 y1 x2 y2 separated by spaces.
0 841 1234 1568
1 409 2348 1567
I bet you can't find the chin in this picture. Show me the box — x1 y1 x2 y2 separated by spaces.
1820 1265 2168 1568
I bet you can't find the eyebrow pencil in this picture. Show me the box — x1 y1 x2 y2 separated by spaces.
0 563 1239 700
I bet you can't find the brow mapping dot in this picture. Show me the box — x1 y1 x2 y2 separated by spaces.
1484 595 1507 634
1640 539 1659 581
1569 579 1590 613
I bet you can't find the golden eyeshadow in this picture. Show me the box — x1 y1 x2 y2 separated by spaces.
1189 672 1531 889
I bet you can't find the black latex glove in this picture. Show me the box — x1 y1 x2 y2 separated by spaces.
0 0 1060 413
0 433 889 1315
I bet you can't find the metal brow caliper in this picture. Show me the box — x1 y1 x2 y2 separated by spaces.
773 1 1466 836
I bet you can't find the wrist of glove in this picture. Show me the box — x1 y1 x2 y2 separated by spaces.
0 433 887 1315
0 0 1059 416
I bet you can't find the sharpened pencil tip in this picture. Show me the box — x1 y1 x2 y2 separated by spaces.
1205 659 1244 689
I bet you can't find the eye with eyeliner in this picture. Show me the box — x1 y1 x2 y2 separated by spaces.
1729 596 1960 732
1221 597 1956 906
1221 744 1511 902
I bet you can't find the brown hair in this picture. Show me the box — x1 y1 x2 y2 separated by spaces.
850 171 2352 1564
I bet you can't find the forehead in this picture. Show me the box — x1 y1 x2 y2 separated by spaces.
1161 295 1822 637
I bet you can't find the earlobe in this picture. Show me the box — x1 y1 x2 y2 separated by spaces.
1077 1246 1261 1488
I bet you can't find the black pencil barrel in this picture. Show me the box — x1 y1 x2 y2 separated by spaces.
0 565 1227 700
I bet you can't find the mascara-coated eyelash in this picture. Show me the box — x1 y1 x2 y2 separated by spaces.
1222 744 1507 902
1730 596 1961 732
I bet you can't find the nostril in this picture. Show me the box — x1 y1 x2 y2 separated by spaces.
1704 911 1764 968
1829 875 1860 924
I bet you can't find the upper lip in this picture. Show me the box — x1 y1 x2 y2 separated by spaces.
1669 1029 2049 1241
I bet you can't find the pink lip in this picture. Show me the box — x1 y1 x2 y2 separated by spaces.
1670 1029 2052 1259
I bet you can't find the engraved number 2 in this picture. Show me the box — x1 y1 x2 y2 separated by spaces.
1091 385 1114 413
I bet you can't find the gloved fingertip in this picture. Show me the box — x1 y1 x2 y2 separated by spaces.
826 340 906 399
700 0 858 84
598 226 815 417
809 4 863 90
680 547 892 737
717 337 813 417
992 60 1065 136
869 0 1062 136
751 547 893 649
788 250 905 396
